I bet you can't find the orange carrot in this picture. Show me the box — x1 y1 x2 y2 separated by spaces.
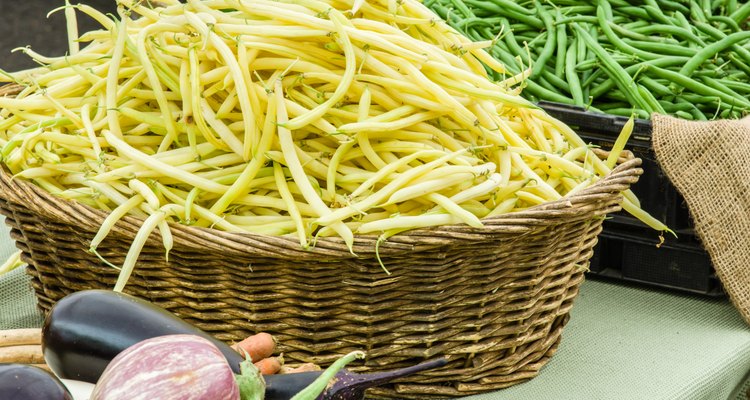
254 356 283 375
232 332 276 362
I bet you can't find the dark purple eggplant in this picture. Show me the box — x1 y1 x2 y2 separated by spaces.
264 357 448 400
0 363 74 400
42 289 244 383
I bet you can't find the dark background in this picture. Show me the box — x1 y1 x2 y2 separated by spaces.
0 0 119 72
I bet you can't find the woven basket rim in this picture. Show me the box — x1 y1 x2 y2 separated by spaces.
0 155 642 258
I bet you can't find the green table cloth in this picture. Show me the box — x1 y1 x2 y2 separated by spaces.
1 221 748 399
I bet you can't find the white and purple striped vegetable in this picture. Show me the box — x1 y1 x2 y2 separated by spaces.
90 334 244 400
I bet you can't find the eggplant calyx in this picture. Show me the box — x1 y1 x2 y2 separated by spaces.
235 351 265 400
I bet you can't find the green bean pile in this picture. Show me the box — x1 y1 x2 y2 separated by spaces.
425 0 750 120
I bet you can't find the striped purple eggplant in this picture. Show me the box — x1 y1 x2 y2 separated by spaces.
90 334 240 400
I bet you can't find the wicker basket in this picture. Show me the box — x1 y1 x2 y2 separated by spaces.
0 154 642 398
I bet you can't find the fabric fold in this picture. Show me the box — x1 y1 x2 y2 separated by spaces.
652 114 750 325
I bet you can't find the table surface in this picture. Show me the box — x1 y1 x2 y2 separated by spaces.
1 222 749 400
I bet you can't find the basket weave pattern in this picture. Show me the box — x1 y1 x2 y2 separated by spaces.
0 158 642 397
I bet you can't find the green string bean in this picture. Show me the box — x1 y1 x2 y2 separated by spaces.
425 0 750 120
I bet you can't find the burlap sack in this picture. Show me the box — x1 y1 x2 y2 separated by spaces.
652 114 750 325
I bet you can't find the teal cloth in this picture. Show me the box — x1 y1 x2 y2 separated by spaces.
1 222 748 399
0 217 44 329
0 266 44 329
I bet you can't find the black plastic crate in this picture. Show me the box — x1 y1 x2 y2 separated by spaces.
539 101 692 231
590 227 723 297
538 102 723 297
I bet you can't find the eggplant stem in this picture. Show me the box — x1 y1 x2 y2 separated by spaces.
323 357 449 400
